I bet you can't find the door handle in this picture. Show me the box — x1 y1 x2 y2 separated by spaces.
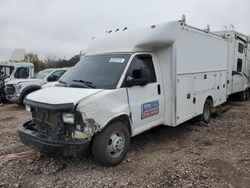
157 84 161 95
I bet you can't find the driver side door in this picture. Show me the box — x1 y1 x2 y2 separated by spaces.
125 54 164 134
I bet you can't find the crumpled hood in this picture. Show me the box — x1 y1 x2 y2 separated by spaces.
26 86 104 105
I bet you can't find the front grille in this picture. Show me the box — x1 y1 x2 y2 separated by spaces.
32 108 59 136
5 84 15 95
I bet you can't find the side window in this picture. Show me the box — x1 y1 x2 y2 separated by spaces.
47 70 66 82
237 58 242 72
238 43 244 53
14 67 29 79
127 55 156 83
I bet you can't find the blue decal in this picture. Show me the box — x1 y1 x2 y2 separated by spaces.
141 100 159 120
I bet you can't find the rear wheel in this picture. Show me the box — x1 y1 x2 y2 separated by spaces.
92 121 130 166
201 99 212 124
245 89 249 100
238 90 249 101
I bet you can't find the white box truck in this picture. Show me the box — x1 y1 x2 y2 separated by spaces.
18 17 250 166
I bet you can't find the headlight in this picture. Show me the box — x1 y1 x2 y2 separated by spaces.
62 113 75 124
16 84 23 91
25 105 31 112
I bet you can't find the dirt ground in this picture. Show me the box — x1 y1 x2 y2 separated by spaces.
0 101 250 188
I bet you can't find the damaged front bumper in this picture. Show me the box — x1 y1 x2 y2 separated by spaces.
17 121 91 156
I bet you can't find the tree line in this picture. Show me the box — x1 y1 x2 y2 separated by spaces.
25 53 80 73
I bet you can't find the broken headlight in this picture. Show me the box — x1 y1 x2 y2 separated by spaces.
62 113 75 124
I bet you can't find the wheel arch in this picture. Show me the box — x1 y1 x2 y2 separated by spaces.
206 95 214 107
19 85 41 103
103 114 132 136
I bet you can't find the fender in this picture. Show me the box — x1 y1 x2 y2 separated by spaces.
102 112 133 134
19 85 41 103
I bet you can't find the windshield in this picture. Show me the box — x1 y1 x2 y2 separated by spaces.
60 54 131 89
35 69 53 79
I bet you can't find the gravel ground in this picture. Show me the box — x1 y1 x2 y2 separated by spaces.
0 101 250 188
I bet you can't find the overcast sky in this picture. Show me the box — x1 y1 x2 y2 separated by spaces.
0 0 249 61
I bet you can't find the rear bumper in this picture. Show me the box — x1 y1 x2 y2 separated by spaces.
17 121 91 156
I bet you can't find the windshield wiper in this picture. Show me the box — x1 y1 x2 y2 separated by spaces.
73 79 96 88
58 80 68 86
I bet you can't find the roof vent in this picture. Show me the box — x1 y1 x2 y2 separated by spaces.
222 26 228 31
105 30 112 34
230 25 235 31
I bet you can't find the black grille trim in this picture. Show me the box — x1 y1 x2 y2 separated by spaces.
24 99 74 112
5 84 15 95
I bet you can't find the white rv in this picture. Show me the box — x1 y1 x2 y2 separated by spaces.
214 30 250 100
18 17 250 166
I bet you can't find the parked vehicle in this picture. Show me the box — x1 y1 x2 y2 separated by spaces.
0 61 34 102
0 62 34 81
0 72 6 103
214 30 250 100
18 17 250 166
5 68 68 104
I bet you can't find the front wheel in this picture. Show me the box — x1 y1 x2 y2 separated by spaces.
92 121 130 166
201 99 212 124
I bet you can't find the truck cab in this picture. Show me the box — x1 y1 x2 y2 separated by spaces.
19 52 164 166
0 62 34 102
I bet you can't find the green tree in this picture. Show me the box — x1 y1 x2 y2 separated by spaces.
25 53 47 73
45 55 80 68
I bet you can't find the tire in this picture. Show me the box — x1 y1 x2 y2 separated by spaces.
246 89 249 100
20 90 36 105
92 121 130 166
201 99 212 124
238 90 248 101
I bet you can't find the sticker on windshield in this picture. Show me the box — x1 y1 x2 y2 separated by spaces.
109 58 125 63
141 100 159 120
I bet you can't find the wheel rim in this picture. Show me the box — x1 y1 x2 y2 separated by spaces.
107 131 125 158
204 104 210 121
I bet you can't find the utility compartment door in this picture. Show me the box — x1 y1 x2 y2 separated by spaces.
125 54 164 134
176 75 194 124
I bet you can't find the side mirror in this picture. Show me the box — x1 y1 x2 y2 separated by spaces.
126 76 150 87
